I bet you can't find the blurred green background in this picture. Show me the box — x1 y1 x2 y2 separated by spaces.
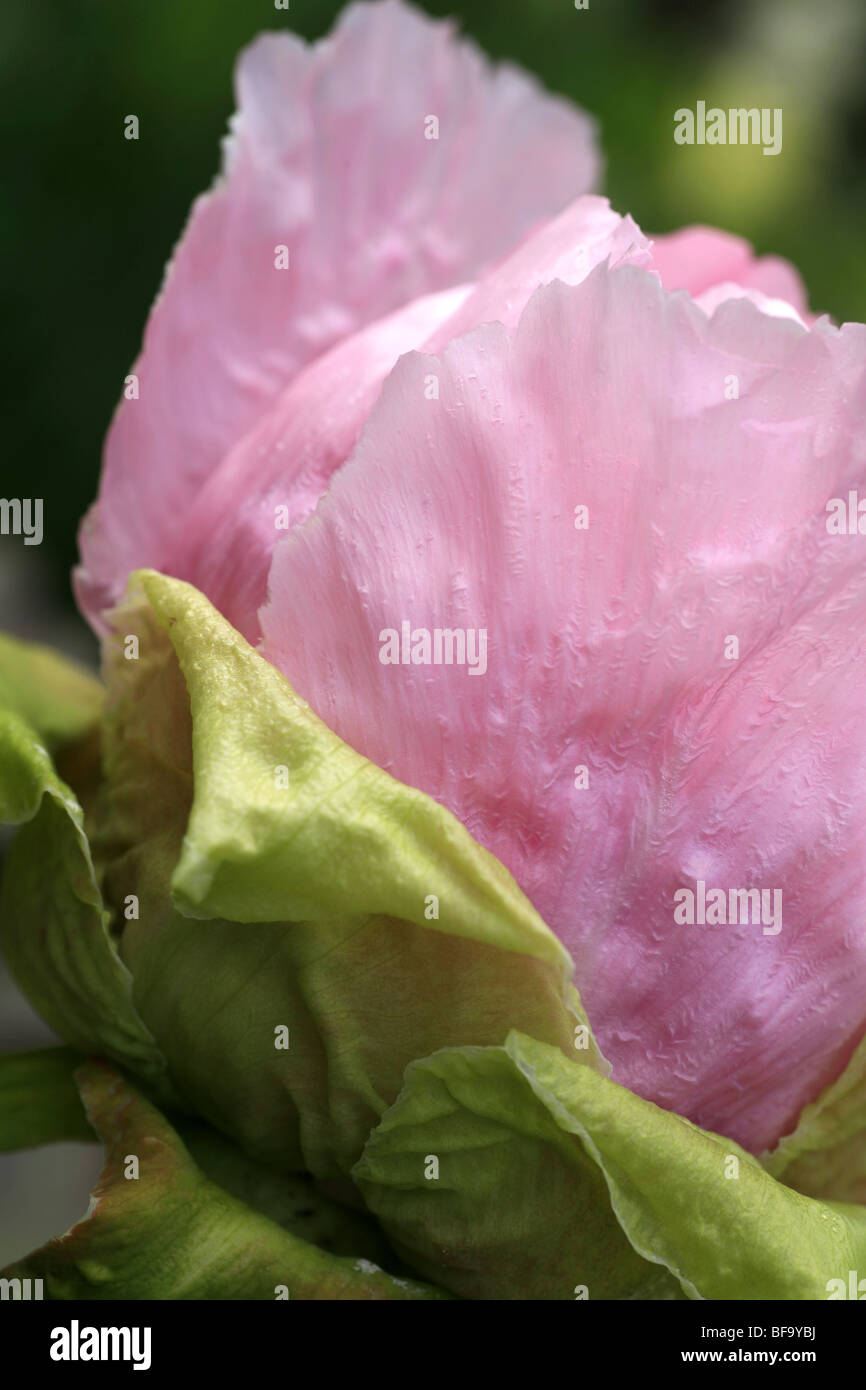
0 0 864 643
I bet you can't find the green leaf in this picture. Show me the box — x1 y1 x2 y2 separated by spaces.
353 1036 681 1300
0 711 166 1086
0 1062 451 1300
0 630 102 749
88 572 600 1180
354 1031 866 1300
0 1047 399 1268
177 1121 401 1267
138 569 569 975
0 1047 95 1150
762 1031 866 1204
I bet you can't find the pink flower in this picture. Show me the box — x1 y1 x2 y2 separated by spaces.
76 0 866 1158
76 0 600 634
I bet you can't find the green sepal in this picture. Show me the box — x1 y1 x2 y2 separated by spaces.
0 1061 451 1300
763 1031 866 1204
354 1032 866 1300
0 1047 95 1150
0 630 102 750
90 572 601 1179
0 1047 397 1271
0 709 165 1084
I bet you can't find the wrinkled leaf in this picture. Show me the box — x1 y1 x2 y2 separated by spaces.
1 1061 451 1300
0 631 102 749
0 709 165 1086
0 1047 95 1151
91 572 599 1180
355 1032 866 1300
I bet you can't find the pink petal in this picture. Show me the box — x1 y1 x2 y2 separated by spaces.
170 284 471 642
423 195 650 349
75 0 600 632
167 197 646 642
694 282 806 325
260 263 866 1154
650 225 810 318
